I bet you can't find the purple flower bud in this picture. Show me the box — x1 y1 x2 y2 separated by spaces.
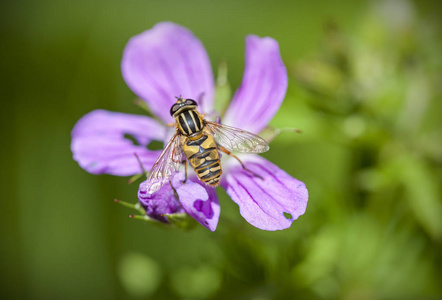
138 173 220 231
138 178 184 223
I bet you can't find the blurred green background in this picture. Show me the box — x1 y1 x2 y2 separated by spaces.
2 0 442 299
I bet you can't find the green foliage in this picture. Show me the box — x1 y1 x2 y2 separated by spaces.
118 253 163 298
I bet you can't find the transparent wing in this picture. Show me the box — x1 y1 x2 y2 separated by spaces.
146 133 183 194
205 121 269 153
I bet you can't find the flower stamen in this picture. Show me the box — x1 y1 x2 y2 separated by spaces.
133 152 148 176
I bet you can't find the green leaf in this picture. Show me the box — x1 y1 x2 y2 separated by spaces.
393 154 442 239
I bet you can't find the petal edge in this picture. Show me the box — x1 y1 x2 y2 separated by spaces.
221 155 308 230
71 110 166 176
172 174 220 231
223 35 288 134
121 22 215 123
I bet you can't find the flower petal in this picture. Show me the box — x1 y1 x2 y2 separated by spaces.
71 109 167 176
121 22 215 123
138 177 184 223
172 173 220 231
221 155 308 230
223 36 288 134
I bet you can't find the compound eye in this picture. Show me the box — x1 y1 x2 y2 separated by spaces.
170 104 180 116
185 99 197 106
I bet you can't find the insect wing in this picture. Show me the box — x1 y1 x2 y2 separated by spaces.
146 134 183 194
205 121 269 153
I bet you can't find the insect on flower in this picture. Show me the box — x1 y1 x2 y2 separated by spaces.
146 97 269 194
71 22 309 231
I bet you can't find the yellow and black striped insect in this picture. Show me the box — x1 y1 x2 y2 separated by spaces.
145 97 269 194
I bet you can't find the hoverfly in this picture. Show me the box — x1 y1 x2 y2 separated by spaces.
145 97 269 194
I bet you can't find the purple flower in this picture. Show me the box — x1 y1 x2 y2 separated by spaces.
137 174 185 224
138 173 220 230
71 22 308 231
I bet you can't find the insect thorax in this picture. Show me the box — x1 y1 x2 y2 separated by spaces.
175 108 204 137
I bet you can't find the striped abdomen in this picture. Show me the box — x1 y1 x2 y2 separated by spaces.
175 109 203 136
183 134 222 187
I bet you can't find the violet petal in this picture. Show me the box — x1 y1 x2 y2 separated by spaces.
222 35 288 134
121 22 215 123
71 109 166 176
172 174 220 231
221 155 308 230
138 178 184 223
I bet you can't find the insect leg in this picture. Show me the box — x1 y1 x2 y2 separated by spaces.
218 146 264 180
183 160 188 184
169 181 179 199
